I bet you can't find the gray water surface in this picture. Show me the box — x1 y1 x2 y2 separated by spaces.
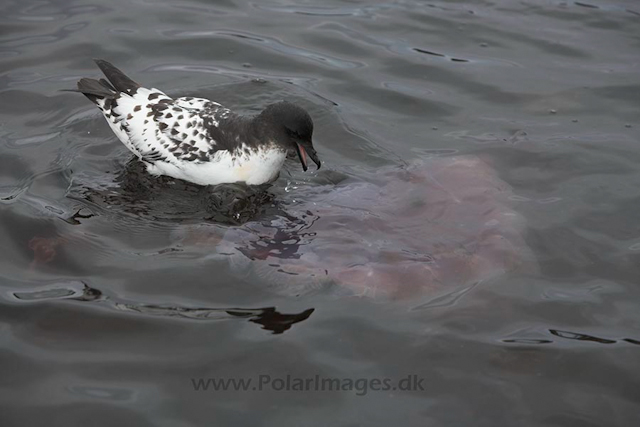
1 0 640 425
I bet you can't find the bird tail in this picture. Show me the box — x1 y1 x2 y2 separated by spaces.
73 77 116 104
70 59 141 104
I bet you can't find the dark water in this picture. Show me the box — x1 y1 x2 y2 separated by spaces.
2 0 640 425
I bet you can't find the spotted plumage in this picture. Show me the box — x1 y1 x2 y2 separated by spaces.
74 59 321 186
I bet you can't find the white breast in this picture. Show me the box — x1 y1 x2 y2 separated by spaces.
146 145 288 186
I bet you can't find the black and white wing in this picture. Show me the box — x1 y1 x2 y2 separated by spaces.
105 88 234 165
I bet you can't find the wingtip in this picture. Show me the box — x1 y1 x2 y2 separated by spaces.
91 59 140 93
77 77 93 88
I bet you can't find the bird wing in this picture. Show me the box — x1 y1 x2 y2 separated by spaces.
108 88 230 164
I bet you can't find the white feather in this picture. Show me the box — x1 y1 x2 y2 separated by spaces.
147 145 286 186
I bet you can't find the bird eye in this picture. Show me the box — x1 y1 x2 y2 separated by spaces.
286 128 300 138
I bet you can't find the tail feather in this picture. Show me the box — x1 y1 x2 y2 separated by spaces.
76 77 116 104
99 78 116 92
94 59 140 94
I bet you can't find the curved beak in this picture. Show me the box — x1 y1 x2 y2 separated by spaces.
295 142 321 172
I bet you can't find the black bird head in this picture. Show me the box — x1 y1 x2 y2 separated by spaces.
257 101 321 172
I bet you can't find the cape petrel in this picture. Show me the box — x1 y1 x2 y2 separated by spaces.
74 59 321 186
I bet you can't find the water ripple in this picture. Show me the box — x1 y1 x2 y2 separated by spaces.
161 29 364 69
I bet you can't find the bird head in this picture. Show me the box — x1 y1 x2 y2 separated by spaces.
258 101 321 172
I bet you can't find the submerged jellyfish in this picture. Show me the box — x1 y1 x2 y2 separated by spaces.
178 156 534 299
